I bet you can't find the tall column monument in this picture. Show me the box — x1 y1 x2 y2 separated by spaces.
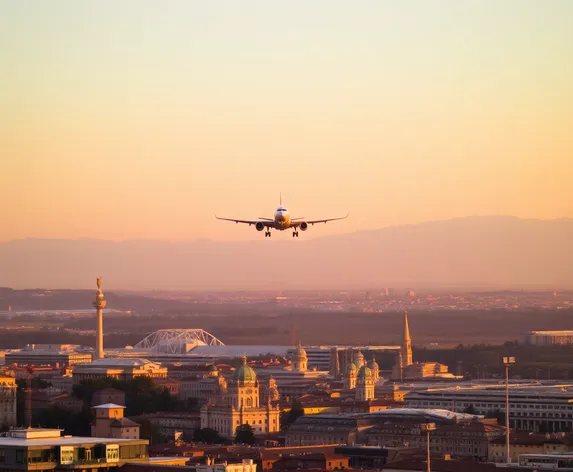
93 277 106 360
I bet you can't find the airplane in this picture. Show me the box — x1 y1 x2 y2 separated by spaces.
215 195 349 238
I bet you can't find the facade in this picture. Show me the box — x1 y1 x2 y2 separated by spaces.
488 432 573 463
285 415 377 446
365 421 504 460
91 404 140 440
180 366 226 402
73 358 168 384
196 458 257 472
521 330 573 346
405 382 573 433
138 412 201 441
356 366 374 401
0 373 17 427
5 345 92 367
200 356 280 438
0 427 148 471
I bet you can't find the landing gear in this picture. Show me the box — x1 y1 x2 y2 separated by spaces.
265 231 271 238
292 231 299 238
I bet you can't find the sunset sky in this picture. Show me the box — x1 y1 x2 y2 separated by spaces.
1 1 572 242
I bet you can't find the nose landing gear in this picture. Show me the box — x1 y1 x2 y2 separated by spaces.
265 231 271 238
292 231 299 238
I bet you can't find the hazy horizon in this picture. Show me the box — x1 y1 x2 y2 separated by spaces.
2 1 573 243
2 216 572 290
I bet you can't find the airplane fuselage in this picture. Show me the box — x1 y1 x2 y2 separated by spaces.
274 206 291 229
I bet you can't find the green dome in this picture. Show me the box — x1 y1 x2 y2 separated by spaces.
233 356 257 383
357 365 372 379
209 364 218 372
347 363 357 373
367 357 379 371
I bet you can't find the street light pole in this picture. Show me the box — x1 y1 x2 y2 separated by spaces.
503 356 516 465
420 423 436 472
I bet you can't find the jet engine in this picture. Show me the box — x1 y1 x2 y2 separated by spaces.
299 222 308 231
255 222 265 231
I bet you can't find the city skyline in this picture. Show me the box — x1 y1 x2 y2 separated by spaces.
1 1 573 242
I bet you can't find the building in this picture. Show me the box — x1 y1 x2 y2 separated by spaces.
285 415 377 446
137 412 201 441
91 404 141 440
521 330 573 346
356 365 374 401
180 366 226 402
488 432 573 463
196 458 257 472
5 345 92 367
365 420 504 460
390 312 457 381
405 382 573 433
72 358 168 384
0 427 148 471
200 356 281 438
0 373 17 427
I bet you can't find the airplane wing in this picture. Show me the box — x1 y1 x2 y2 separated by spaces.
291 213 349 226
215 215 275 227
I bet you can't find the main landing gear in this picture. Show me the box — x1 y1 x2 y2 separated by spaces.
265 231 271 238
292 231 299 238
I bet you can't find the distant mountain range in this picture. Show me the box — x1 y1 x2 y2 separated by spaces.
1 216 572 290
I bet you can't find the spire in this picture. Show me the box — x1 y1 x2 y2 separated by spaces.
403 311 411 343
402 311 413 367
241 355 247 365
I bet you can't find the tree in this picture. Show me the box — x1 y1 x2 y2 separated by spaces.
281 398 305 431
139 418 163 444
463 404 477 414
485 409 505 426
193 428 222 444
234 424 255 445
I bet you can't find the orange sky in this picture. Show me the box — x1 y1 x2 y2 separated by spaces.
1 1 572 241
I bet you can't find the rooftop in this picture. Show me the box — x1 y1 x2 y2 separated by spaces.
0 428 147 447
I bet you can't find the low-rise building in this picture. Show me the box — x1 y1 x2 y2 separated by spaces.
285 415 377 446
6 345 92 367
405 382 573 433
73 358 168 384
0 427 148 471
91 404 140 440
488 432 573 463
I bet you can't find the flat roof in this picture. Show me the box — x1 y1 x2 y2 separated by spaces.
0 436 147 447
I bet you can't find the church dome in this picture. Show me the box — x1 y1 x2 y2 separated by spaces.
357 365 372 379
232 356 257 383
367 356 379 371
354 351 364 362
346 363 357 374
209 364 218 372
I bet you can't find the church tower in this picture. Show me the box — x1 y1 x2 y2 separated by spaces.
292 341 308 372
356 366 374 401
345 362 357 390
402 311 413 367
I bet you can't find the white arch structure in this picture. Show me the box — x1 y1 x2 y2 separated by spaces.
134 329 225 354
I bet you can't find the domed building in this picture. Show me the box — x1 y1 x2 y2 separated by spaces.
367 355 380 382
356 365 374 401
353 350 366 369
200 356 280 438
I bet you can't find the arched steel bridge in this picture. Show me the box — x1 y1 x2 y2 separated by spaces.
133 329 225 354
